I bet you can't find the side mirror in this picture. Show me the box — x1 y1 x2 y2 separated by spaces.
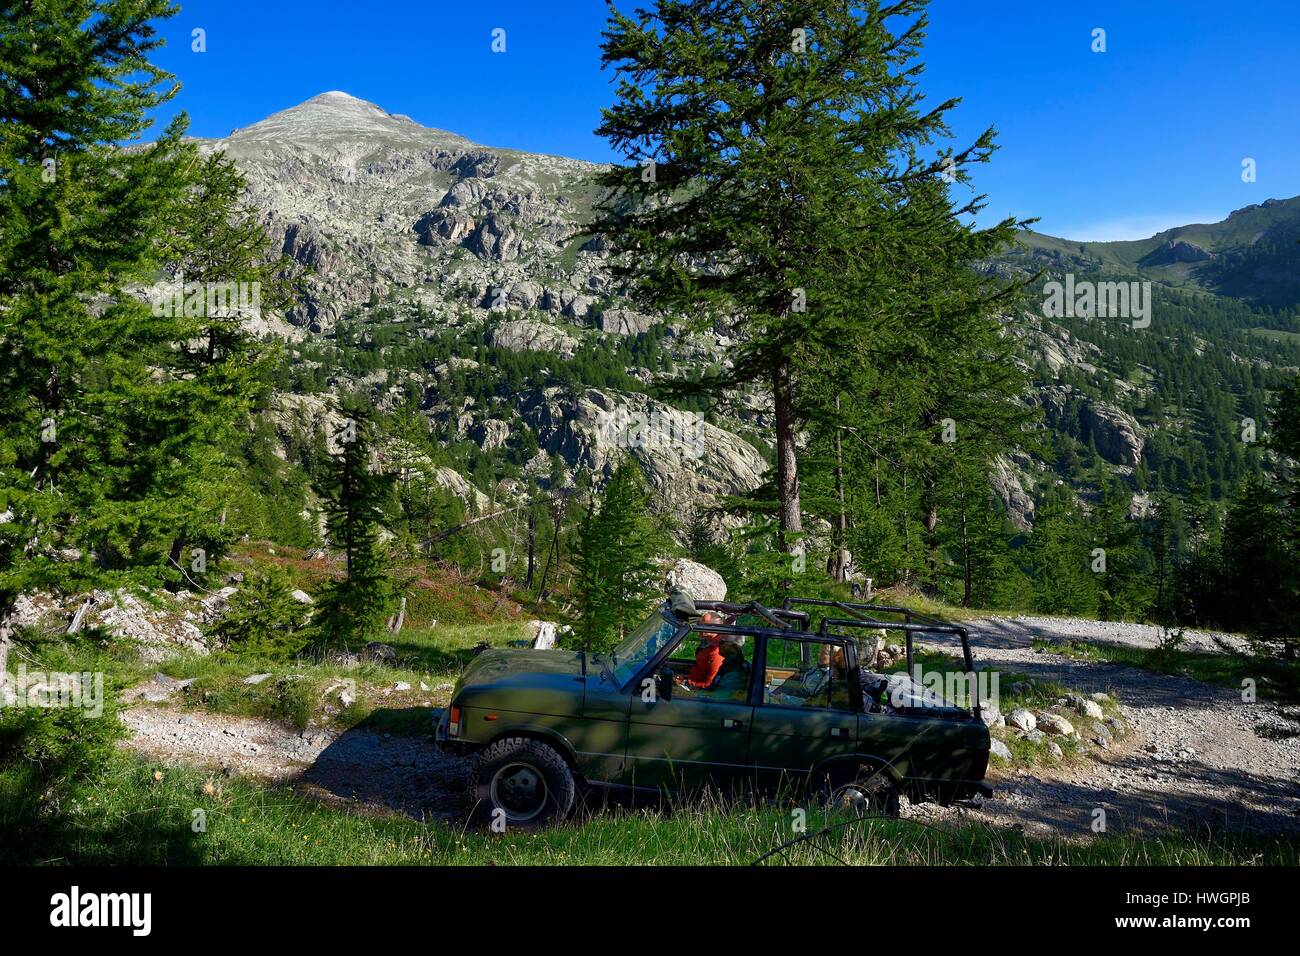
655 666 674 702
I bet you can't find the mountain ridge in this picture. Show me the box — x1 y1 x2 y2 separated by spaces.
191 90 1300 529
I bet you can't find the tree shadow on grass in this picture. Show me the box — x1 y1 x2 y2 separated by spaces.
0 777 207 866
380 635 485 676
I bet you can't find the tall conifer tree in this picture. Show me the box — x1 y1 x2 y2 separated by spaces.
592 0 1031 561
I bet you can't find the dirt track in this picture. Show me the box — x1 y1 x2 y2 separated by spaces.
910 616 1300 836
120 614 1300 837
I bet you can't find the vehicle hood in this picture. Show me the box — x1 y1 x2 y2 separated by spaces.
455 647 585 692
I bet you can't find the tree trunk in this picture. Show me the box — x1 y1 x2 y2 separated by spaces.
387 596 406 634
959 475 972 607
921 474 940 593
166 537 185 592
772 360 802 552
827 395 848 582
525 506 537 590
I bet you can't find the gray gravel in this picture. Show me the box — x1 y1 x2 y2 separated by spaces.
121 706 471 820
121 614 1300 837
908 616 1300 836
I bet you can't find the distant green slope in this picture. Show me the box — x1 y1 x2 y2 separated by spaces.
1007 197 1300 307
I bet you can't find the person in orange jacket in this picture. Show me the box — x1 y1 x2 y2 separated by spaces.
678 612 728 690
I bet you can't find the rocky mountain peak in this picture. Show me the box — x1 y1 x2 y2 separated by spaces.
228 90 471 149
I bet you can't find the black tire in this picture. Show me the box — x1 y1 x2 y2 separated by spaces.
817 763 901 819
468 736 575 830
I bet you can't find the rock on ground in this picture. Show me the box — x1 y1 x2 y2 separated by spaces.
665 559 727 603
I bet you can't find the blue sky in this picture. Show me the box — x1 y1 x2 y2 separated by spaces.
148 0 1300 241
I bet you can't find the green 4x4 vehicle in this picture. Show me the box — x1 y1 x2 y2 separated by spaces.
435 596 992 828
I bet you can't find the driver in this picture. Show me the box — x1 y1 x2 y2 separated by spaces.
677 611 729 691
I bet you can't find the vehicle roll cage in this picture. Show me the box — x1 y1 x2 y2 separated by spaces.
663 595 980 716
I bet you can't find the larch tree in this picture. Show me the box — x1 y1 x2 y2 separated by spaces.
591 0 1032 568
0 0 199 665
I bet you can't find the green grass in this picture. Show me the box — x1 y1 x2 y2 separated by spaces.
15 620 528 735
1248 327 1300 344
1033 638 1300 705
2 757 1293 866
149 621 527 733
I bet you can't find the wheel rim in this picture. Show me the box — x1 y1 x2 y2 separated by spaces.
829 783 871 814
489 762 549 823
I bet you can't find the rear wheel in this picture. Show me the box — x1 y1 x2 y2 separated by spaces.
818 763 901 818
468 737 575 830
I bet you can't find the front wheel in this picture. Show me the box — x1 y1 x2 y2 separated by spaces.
468 737 576 830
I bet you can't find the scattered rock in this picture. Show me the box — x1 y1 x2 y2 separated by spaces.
290 589 314 604
1007 708 1037 732
524 619 560 650
361 642 397 663
978 699 1001 727
1068 694 1105 719
1037 713 1075 737
243 673 272 686
989 739 1012 762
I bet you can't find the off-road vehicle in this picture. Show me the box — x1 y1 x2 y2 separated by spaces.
435 596 991 828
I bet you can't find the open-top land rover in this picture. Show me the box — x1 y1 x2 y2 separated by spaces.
435 595 992 828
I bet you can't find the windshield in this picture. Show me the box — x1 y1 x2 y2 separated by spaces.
609 608 680 687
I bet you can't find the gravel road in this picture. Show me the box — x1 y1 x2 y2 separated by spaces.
120 614 1300 837
909 615 1300 836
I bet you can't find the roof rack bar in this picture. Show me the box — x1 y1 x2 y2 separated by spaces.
782 596 952 629
695 599 800 630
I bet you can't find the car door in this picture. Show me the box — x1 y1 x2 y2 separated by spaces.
623 632 754 794
748 635 858 793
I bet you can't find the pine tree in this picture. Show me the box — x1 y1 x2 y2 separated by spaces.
311 402 399 648
210 567 311 660
592 0 1031 561
0 0 202 662
1021 492 1100 616
1091 478 1148 621
568 461 667 652
153 150 296 583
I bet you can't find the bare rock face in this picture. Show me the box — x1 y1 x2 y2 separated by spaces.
466 214 522 261
665 559 727 602
595 307 655 336
1082 401 1145 467
4 590 208 661
516 387 766 510
1036 386 1145 467
1140 238 1214 266
413 208 475 245
487 320 579 358
990 455 1035 529
471 418 510 451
